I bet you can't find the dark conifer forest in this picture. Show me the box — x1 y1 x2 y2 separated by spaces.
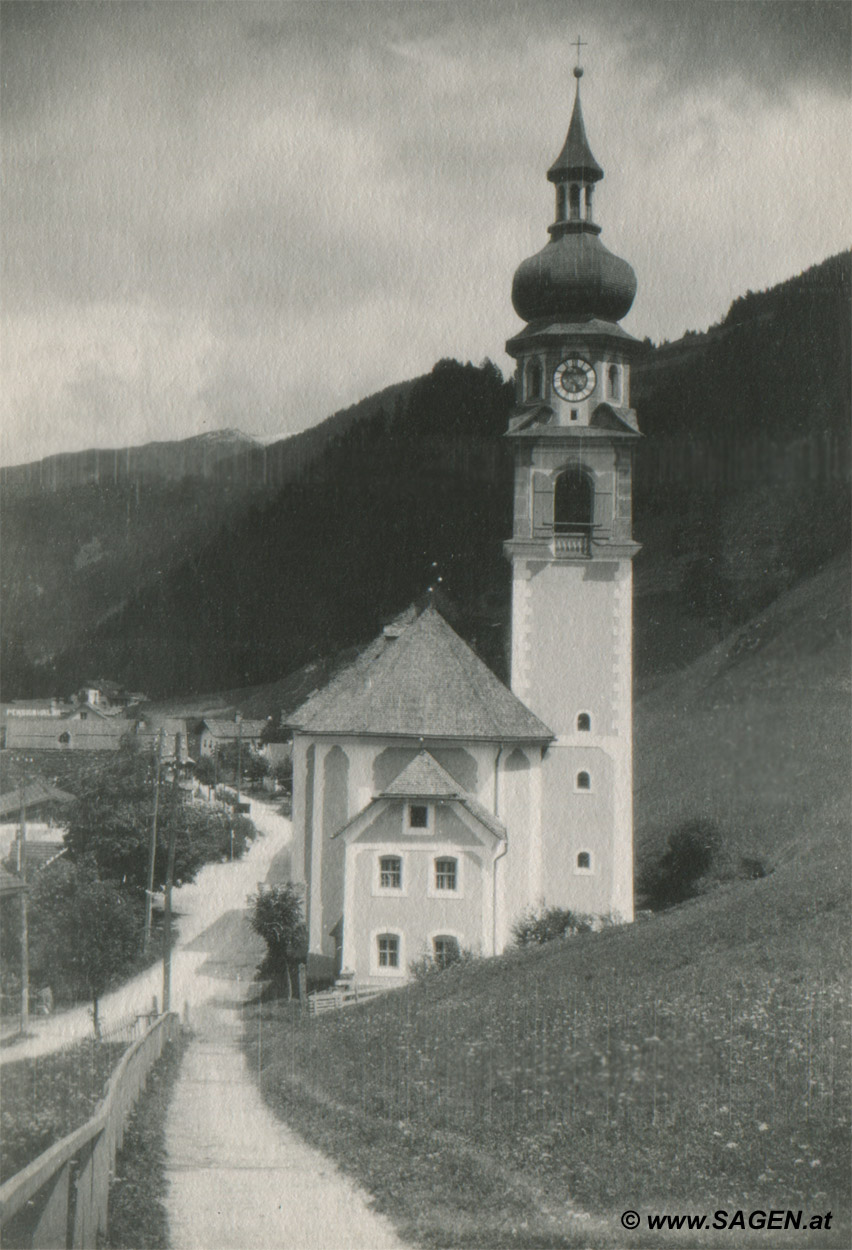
1 251 849 701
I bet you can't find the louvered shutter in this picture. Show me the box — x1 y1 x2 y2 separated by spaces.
531 471 554 536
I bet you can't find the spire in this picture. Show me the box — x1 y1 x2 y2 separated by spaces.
547 69 603 185
509 57 637 326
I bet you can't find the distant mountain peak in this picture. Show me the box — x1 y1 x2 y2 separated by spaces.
193 428 259 446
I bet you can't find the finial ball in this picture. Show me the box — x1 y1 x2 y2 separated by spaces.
574 66 584 78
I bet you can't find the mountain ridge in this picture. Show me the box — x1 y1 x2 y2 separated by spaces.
1 252 849 701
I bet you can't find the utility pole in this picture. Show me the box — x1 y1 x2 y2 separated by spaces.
144 728 165 949
235 712 243 807
18 779 29 1036
161 760 181 1014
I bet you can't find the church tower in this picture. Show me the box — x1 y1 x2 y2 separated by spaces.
504 64 640 922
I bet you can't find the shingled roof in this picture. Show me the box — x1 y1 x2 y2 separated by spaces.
0 780 75 820
287 606 553 743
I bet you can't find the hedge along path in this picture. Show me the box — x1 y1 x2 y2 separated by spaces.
164 960 408 1248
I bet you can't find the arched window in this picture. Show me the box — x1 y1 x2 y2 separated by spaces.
377 933 400 969
379 856 402 889
433 935 460 968
569 184 581 218
577 712 591 732
58 731 71 745
576 852 591 871
584 184 594 220
526 358 543 400
554 469 593 533
608 365 621 400
576 771 591 791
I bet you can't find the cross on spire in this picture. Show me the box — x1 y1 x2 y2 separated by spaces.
572 36 587 69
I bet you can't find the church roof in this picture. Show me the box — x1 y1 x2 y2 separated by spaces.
332 749 507 841
380 750 463 798
286 606 553 743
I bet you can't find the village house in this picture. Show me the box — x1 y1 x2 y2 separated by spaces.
4 713 129 752
198 716 268 757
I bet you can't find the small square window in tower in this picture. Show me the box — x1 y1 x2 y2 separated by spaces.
408 803 429 829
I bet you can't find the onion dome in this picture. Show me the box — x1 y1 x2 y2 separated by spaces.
511 68 636 325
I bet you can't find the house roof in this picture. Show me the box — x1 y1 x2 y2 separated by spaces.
286 607 553 743
201 719 267 740
0 780 75 820
0 866 26 896
5 717 128 750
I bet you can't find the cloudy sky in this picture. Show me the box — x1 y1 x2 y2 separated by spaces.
2 0 849 466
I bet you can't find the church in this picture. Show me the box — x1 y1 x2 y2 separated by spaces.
286 64 641 984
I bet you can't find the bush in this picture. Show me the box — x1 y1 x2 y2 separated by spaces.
511 905 595 947
637 820 722 910
409 943 478 981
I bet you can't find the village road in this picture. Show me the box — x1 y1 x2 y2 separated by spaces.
0 796 293 1063
165 990 408 1250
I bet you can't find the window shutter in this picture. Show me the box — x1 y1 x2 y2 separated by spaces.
532 471 554 536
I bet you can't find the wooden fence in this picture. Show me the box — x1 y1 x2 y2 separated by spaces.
0 1012 180 1249
307 984 387 1016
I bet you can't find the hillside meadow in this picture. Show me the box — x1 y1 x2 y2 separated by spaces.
244 560 850 1248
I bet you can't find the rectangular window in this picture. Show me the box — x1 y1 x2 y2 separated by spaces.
408 803 429 829
379 856 402 889
377 934 399 968
434 857 457 891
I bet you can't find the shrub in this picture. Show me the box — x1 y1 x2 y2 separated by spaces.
511 905 595 947
409 944 478 982
637 820 722 910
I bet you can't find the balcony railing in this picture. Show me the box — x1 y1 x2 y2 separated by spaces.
553 526 591 558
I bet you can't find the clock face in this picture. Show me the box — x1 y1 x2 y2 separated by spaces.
553 357 596 402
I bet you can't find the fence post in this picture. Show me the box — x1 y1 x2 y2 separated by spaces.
298 963 307 1007
30 1159 70 1249
72 1135 97 1249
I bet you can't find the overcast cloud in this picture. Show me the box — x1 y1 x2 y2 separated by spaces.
2 0 850 465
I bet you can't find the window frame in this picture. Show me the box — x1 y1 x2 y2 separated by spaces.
576 711 592 733
406 802 431 832
575 851 594 874
372 929 404 977
432 933 461 968
374 853 406 896
575 770 592 793
429 854 462 898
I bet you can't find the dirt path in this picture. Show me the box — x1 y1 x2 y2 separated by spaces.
164 974 408 1248
1 797 293 1062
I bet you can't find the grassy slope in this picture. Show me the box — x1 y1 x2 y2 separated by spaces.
635 553 851 872
245 560 851 1248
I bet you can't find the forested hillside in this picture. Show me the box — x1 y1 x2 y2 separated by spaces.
1 252 849 700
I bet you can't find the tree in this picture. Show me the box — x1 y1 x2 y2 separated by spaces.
193 754 217 789
241 750 269 788
28 858 140 1034
63 746 249 895
248 883 307 999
